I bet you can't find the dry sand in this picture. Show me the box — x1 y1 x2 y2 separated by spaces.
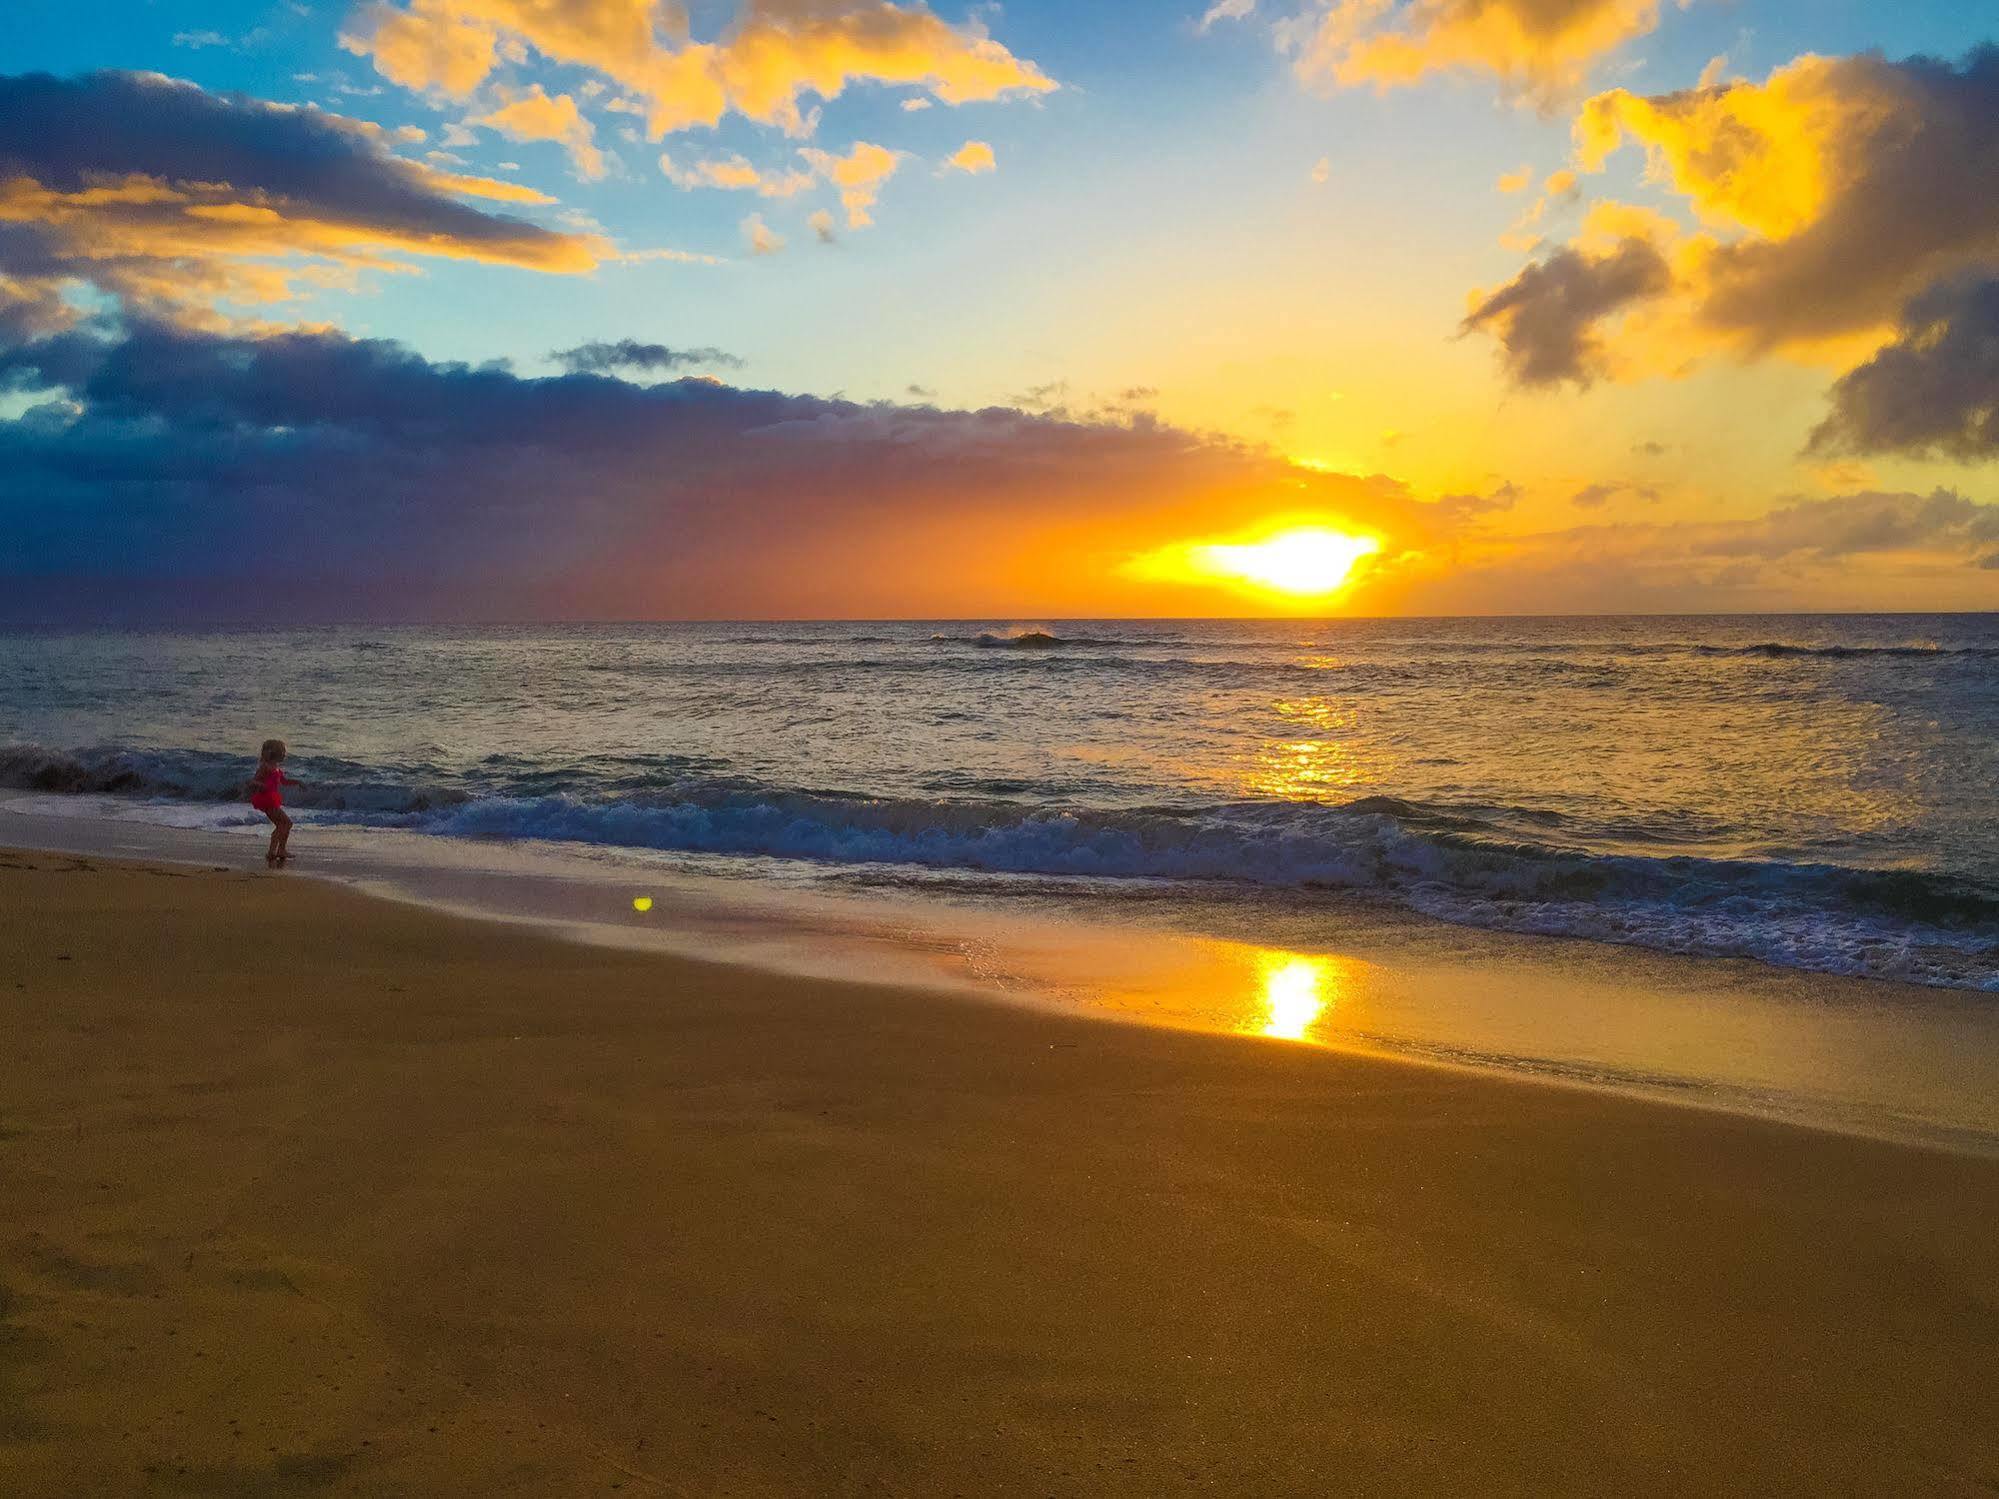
3 849 1997 1497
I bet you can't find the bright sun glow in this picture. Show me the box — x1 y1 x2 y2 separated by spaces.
1125 522 1383 605
1257 954 1334 1040
1195 528 1382 596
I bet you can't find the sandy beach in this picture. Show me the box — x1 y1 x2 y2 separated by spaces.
4 849 1998 1497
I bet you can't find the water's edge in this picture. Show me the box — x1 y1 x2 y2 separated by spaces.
9 798 1998 1160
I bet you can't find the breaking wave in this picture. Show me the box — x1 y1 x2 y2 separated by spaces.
5 740 1994 991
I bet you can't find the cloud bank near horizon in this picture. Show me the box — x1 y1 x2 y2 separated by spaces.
2 314 1992 621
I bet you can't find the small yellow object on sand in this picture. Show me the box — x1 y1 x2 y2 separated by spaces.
632 896 653 913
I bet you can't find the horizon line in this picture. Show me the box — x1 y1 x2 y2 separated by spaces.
1 608 1993 630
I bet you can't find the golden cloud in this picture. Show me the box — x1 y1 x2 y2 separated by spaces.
1289 0 1679 102
658 151 815 197
944 139 996 174
346 0 500 93
0 72 605 329
473 85 606 179
660 139 903 228
342 0 1056 137
1467 48 1999 387
799 141 901 227
1570 52 1999 351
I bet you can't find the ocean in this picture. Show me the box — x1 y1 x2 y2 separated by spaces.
4 614 1997 992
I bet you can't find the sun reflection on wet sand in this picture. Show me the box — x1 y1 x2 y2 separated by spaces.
1250 951 1343 1041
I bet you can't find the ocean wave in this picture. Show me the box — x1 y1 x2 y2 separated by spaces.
717 633 900 645
0 742 467 814
9 739 1991 989
331 793 1999 987
931 629 1140 650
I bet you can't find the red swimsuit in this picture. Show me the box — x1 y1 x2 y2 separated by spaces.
250 763 292 813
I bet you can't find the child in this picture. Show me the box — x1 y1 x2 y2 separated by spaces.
248 738 302 867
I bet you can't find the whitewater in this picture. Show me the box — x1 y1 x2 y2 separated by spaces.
3 614 1995 990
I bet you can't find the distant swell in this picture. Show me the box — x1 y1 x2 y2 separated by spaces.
932 630 1136 649
1692 641 1999 660
4 739 1995 991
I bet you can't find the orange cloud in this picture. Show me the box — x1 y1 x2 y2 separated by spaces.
343 0 1056 138
473 85 606 179
658 151 815 197
0 72 603 328
1571 52 1999 350
1467 49 1999 388
659 139 901 227
798 141 901 227
345 0 500 93
944 139 996 174
1289 0 1681 102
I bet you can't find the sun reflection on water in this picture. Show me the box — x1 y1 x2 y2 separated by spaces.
1241 699 1381 799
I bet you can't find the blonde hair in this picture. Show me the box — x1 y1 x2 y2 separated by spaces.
260 738 287 763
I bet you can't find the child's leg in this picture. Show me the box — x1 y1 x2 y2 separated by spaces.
263 808 282 864
274 809 293 861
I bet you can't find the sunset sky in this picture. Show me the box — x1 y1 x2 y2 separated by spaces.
1 0 1995 619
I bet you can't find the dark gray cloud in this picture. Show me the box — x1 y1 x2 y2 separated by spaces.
1460 238 1669 387
1809 277 1999 461
0 70 598 323
1400 486 1999 614
551 340 744 375
1010 380 1070 411
0 317 1351 620
1428 480 1522 524
1692 489 1999 562
1571 480 1659 508
1690 48 1999 350
1468 46 1999 458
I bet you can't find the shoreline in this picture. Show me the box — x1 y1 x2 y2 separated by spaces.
7 800 1999 1158
5 849 1998 1494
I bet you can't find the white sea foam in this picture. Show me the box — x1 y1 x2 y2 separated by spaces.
3 615 1994 990
6 746 1993 990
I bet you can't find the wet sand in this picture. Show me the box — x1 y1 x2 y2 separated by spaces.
4 849 1997 1497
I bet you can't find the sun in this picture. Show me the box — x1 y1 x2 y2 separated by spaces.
1193 527 1381 597
1125 521 1383 604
